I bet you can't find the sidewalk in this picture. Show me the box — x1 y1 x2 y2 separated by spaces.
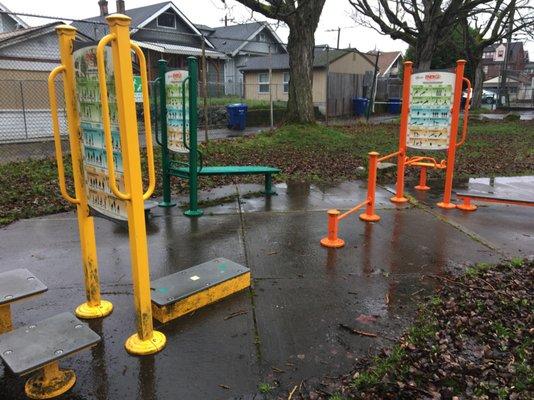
1 178 530 399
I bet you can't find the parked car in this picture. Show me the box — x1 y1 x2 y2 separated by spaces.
462 89 496 104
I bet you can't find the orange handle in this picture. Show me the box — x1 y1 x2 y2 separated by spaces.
457 77 471 147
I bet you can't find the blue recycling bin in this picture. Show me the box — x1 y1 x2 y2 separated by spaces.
226 103 248 130
388 97 402 114
352 97 369 117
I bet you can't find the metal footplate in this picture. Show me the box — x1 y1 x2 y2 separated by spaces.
0 269 47 334
151 258 251 323
0 312 100 399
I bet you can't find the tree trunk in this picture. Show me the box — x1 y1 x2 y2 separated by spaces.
471 56 484 109
415 28 439 70
286 21 316 123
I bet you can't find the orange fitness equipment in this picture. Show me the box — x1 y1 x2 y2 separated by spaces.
321 60 471 248
456 193 534 211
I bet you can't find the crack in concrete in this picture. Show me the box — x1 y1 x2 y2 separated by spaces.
235 184 264 365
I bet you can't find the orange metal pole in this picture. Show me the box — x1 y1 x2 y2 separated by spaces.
438 60 466 209
414 166 430 191
391 61 412 203
360 152 381 222
320 209 345 248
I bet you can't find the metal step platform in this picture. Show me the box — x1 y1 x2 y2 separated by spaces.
151 258 251 323
0 312 100 399
0 269 47 334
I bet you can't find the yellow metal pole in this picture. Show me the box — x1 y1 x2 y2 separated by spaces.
55 26 113 319
103 14 165 355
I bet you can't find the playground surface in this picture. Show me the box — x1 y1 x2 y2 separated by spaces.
0 177 532 400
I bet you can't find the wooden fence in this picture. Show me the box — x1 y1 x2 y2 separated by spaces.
327 72 370 117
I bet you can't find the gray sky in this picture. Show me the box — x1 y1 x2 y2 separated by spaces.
2 0 533 56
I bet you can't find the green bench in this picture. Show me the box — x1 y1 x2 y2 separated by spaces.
169 165 280 196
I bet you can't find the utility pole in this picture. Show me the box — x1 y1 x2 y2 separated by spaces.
366 50 380 121
201 35 209 142
336 27 340 49
268 45 273 129
325 45 330 124
499 0 515 108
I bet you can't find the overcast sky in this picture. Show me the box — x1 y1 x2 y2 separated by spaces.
2 0 533 56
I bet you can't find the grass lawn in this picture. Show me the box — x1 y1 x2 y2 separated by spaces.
0 119 532 226
203 96 287 109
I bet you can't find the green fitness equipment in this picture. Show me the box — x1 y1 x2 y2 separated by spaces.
155 57 280 217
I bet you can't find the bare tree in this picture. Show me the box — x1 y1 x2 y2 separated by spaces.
224 0 326 123
460 0 534 108
348 0 491 70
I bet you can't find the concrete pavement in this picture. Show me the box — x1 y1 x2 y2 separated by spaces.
0 178 531 399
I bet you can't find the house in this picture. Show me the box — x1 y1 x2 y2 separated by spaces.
73 1 226 84
197 21 286 95
240 47 375 115
0 22 91 141
0 1 28 33
366 51 403 78
481 42 527 79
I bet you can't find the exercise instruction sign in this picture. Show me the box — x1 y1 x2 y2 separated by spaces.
73 45 128 220
407 72 456 150
165 69 189 153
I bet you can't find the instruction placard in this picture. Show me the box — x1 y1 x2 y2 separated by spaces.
74 45 128 220
407 72 456 150
165 69 189 153
133 75 142 103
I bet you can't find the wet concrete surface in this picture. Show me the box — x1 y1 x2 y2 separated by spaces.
0 179 529 399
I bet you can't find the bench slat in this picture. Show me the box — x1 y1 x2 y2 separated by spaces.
171 166 280 176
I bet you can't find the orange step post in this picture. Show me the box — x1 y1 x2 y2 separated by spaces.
360 152 380 222
320 209 345 248
391 61 412 203
456 196 477 211
414 166 430 191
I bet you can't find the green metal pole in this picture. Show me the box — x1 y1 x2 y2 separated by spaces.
157 59 176 207
184 57 203 217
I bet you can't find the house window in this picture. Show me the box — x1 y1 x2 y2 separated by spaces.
257 32 267 42
157 11 177 28
283 72 289 93
483 66 489 74
258 73 269 93
497 50 504 57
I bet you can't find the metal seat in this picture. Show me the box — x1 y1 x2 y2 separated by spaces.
0 269 47 334
151 258 250 323
0 312 100 399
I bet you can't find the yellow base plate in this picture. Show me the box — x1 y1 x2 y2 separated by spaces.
25 368 76 399
75 300 113 319
152 272 251 324
125 331 166 355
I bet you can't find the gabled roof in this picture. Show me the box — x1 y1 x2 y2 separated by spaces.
72 1 213 48
365 51 402 77
0 1 29 29
0 22 91 50
202 21 286 56
241 48 372 71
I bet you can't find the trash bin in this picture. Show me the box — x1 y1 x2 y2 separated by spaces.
388 97 401 114
226 103 248 130
352 97 369 117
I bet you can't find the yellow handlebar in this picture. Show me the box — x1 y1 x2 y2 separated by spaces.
96 33 131 201
131 42 155 200
48 65 80 205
